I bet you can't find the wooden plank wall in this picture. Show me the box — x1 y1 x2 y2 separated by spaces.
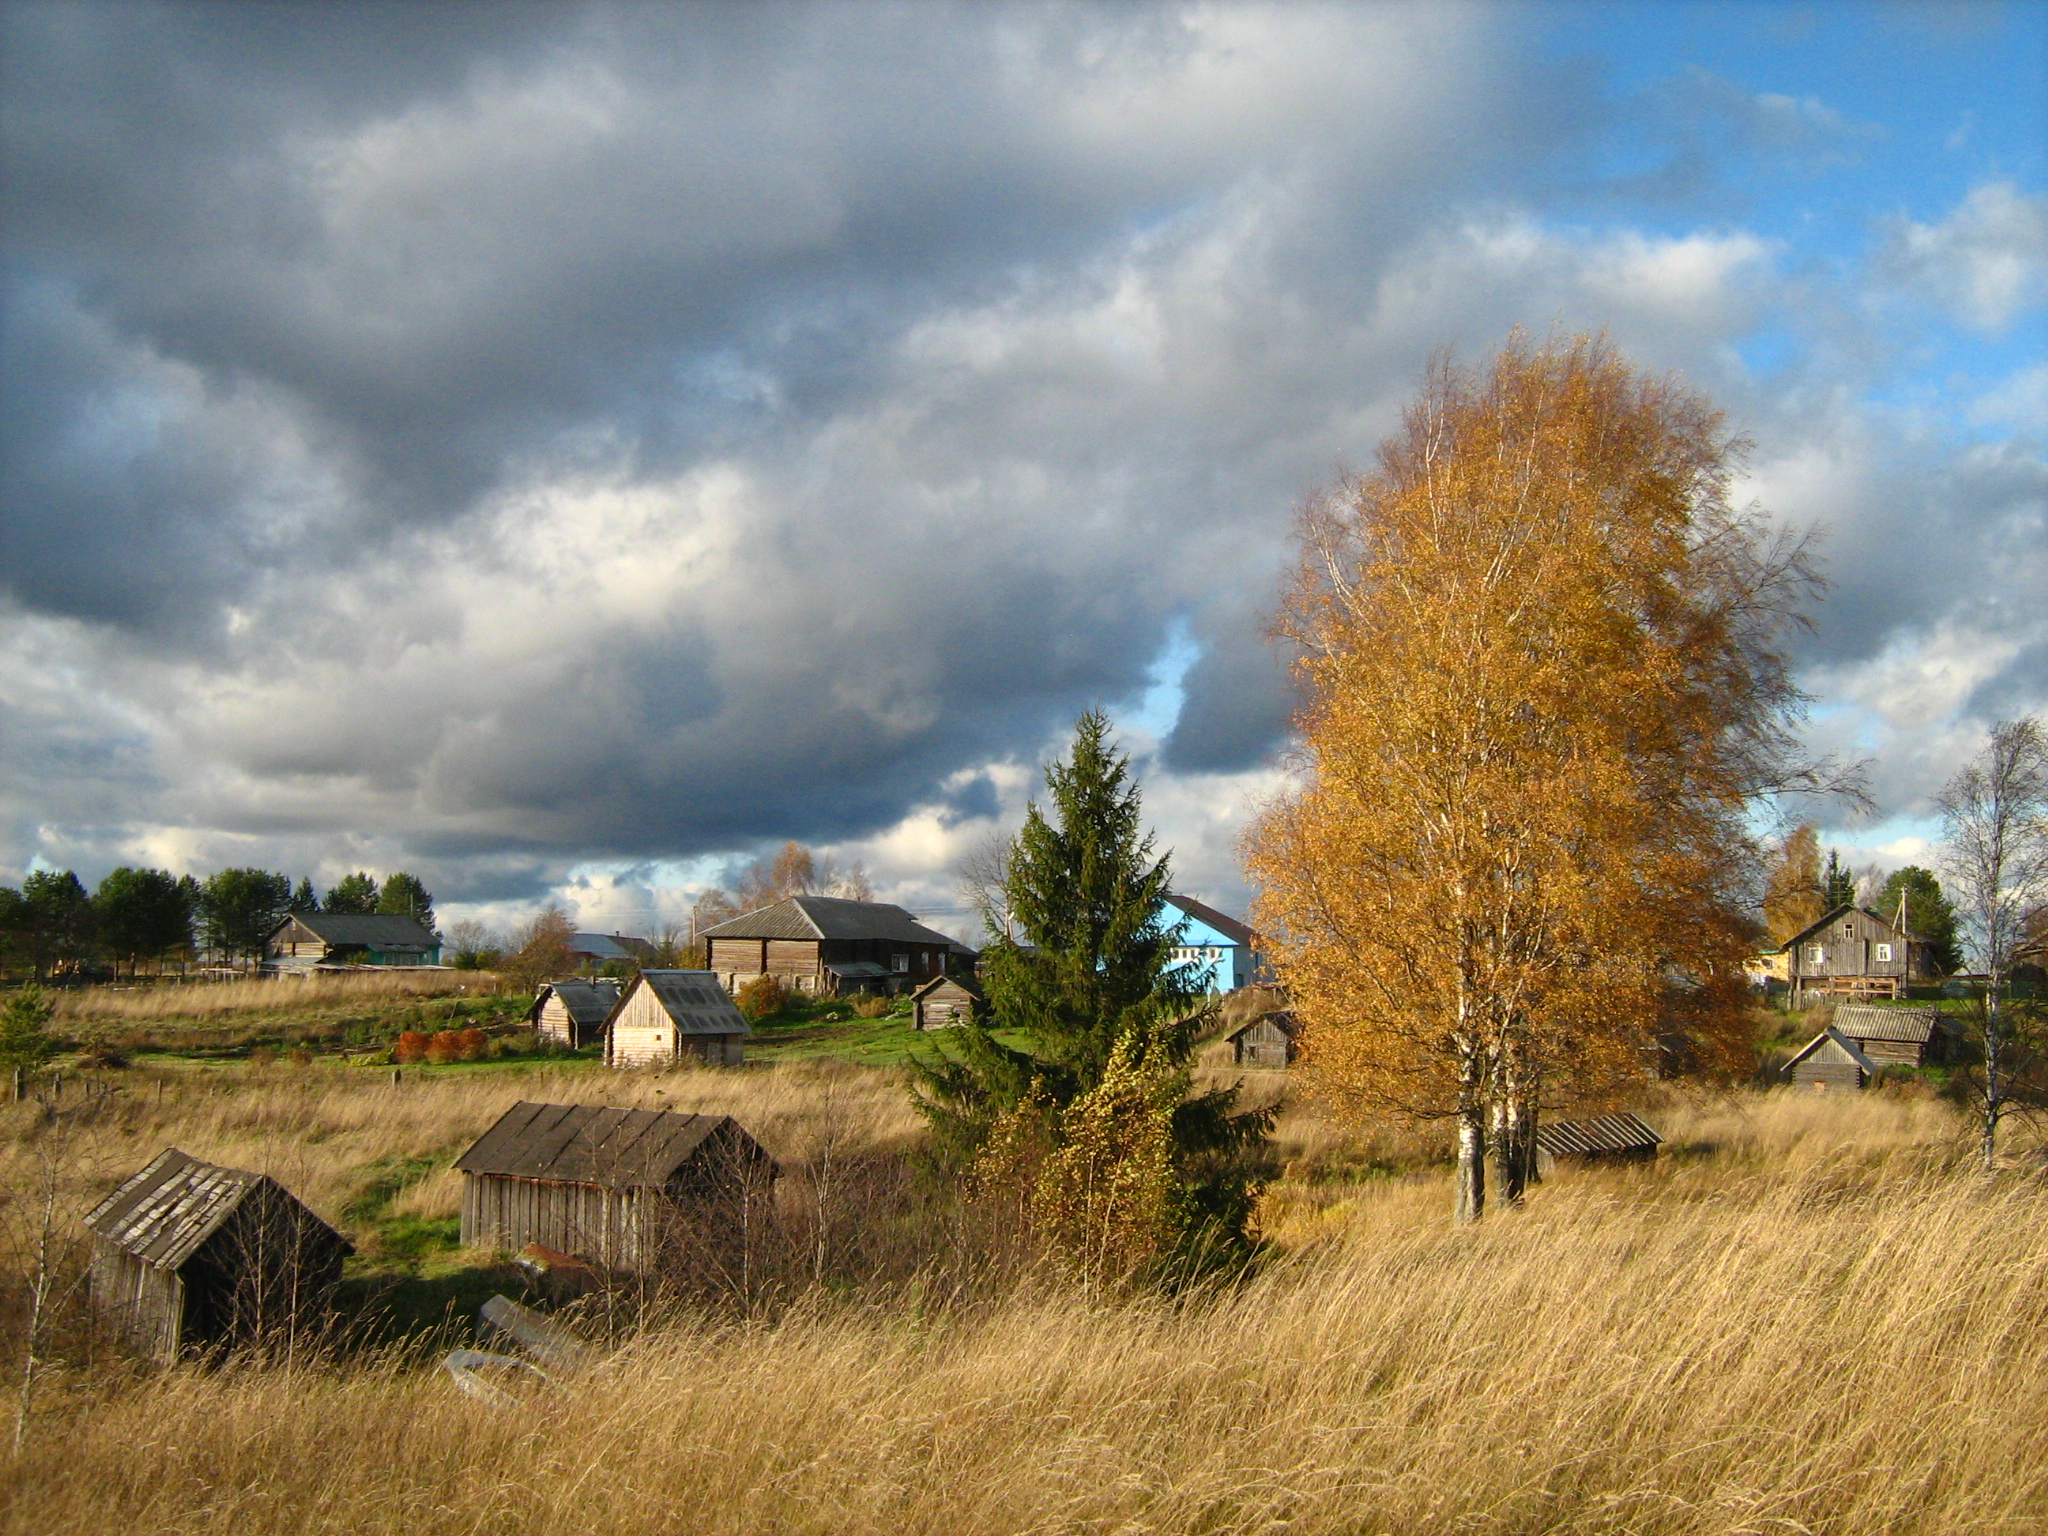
463 1173 652 1269
89 1239 184 1361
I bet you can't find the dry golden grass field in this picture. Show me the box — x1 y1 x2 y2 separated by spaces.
1 1054 2043 1536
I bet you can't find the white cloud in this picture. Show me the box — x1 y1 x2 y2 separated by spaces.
1888 182 2048 333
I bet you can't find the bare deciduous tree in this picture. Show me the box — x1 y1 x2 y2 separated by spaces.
1937 717 2048 1170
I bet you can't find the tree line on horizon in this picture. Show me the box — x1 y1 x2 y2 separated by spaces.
0 866 436 980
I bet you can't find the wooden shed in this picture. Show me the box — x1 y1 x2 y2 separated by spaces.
1225 1012 1297 1069
605 970 751 1067
456 1102 777 1272
910 974 986 1029
530 978 622 1049
1826 1003 1953 1069
1787 1026 1880 1091
1533 1113 1663 1175
84 1148 352 1362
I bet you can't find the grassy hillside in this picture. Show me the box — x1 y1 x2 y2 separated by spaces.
2 1055 2043 1534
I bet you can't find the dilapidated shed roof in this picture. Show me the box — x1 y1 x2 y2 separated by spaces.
84 1148 350 1271
456 1102 772 1190
1787 1026 1880 1075
1829 1004 1947 1044
1534 1113 1663 1159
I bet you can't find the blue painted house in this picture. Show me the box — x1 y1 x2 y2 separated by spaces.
1161 894 1265 994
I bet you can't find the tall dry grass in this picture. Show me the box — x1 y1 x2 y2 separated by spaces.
51 969 492 1024
3 1069 2044 1534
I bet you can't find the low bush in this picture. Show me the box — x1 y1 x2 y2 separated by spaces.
737 975 791 1021
851 993 892 1019
391 1030 429 1065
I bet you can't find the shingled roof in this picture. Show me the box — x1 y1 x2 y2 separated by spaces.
1787 1027 1880 1075
455 1102 772 1189
1534 1113 1663 1158
84 1148 350 1270
1829 1003 1947 1044
696 895 956 947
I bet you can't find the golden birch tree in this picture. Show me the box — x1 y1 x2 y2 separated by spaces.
1245 334 1827 1223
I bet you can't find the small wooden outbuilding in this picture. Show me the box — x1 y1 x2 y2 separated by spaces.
530 978 622 1049
1533 1113 1663 1176
910 974 986 1029
1787 1026 1881 1090
456 1101 777 1271
84 1148 352 1362
1226 1012 1297 1069
605 970 751 1067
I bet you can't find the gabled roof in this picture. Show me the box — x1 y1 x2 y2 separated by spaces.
270 912 438 950
83 1148 350 1271
1534 1113 1663 1157
1779 903 1914 953
697 895 956 947
628 970 751 1036
1225 1010 1297 1044
455 1102 772 1188
1163 893 1257 947
1829 1003 1947 1044
532 978 621 1029
567 932 657 962
910 973 984 1002
1787 1026 1879 1074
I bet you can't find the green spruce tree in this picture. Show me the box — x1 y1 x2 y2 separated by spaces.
0 985 58 1071
1876 865 1963 974
1822 849 1857 911
913 709 1271 1272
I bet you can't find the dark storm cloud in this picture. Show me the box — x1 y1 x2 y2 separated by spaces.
1 2 2040 900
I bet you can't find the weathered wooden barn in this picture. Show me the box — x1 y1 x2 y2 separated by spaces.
700 896 959 996
1225 1011 1297 1069
605 970 751 1067
1781 904 1934 1006
529 978 622 1049
1825 1003 1953 1069
1787 1026 1882 1090
84 1148 352 1362
456 1102 777 1271
1533 1113 1663 1175
910 974 986 1029
263 912 442 973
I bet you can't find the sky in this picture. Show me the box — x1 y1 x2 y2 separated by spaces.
2 0 2043 943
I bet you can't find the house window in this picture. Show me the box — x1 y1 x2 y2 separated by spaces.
1875 944 1893 963
891 953 909 973
1805 945 1825 965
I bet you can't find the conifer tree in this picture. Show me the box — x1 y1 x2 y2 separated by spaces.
324 872 379 914
913 710 1271 1270
1822 849 1857 911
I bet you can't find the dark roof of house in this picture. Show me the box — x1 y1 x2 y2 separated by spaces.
1778 903 1917 953
531 978 621 1028
83 1148 349 1271
1534 1113 1663 1157
1163 893 1258 947
910 973 984 1002
1830 1003 1947 1044
270 912 439 950
1787 1027 1879 1074
626 970 751 1036
697 895 957 947
566 932 658 962
455 1102 771 1188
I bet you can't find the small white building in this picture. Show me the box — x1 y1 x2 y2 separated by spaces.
605 970 751 1068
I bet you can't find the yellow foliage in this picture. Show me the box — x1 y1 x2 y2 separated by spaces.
1246 334 1819 1213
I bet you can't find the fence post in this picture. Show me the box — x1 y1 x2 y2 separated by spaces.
11 1067 21 1104
392 1068 402 1087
